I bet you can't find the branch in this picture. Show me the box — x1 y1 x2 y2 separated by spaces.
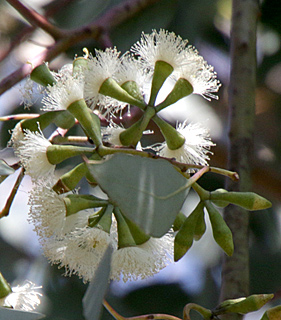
6 0 65 40
220 0 259 317
1 0 161 97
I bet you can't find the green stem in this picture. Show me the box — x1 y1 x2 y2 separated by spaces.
103 300 183 320
183 303 212 320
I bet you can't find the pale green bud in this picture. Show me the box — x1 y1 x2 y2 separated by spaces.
261 305 281 320
214 294 274 315
205 200 234 256
211 190 272 211
155 78 193 112
30 63 56 87
0 272 12 299
149 60 174 106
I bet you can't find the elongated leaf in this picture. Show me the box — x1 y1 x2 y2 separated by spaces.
87 154 190 237
82 245 113 320
0 307 45 320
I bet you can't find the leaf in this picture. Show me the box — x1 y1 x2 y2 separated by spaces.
87 154 190 237
0 159 15 183
82 245 113 320
0 307 45 320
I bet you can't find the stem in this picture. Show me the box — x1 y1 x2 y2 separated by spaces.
0 168 24 219
220 0 258 318
6 0 65 40
103 299 182 320
1 0 162 96
96 145 238 181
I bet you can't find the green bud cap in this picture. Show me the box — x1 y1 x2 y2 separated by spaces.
88 207 107 228
21 111 62 132
155 78 193 112
113 207 136 249
205 200 234 256
214 294 274 315
63 194 108 216
119 106 155 147
99 77 146 109
121 81 143 101
88 205 113 233
174 202 204 261
0 272 12 299
67 99 102 147
30 63 56 87
149 60 174 106
122 212 150 245
53 162 88 194
47 145 94 165
173 211 186 231
211 190 272 211
210 189 230 208
153 115 185 150
73 57 88 75
261 305 281 320
53 110 75 129
193 202 206 241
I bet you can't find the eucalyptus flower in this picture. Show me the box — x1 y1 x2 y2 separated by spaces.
110 232 173 282
0 281 42 311
42 72 84 111
15 129 55 179
84 48 127 117
154 121 215 166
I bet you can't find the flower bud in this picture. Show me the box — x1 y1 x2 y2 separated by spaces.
193 202 206 241
173 211 186 231
88 204 113 233
30 63 56 87
155 78 193 112
0 272 12 299
99 77 146 109
174 202 204 261
63 194 108 216
210 188 229 208
113 207 136 249
205 200 234 256
211 190 272 211
261 305 281 320
119 107 155 147
121 80 143 101
67 99 102 147
149 60 174 106
153 115 185 150
214 294 273 315
73 56 88 75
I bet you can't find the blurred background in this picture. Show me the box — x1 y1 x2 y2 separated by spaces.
0 0 281 319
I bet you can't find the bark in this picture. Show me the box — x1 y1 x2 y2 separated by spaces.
220 0 259 319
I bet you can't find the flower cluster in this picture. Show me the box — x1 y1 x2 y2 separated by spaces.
7 29 221 283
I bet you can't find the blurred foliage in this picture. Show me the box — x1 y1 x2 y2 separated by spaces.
0 0 281 319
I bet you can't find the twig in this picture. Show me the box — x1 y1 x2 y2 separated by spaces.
6 0 65 40
1 0 161 97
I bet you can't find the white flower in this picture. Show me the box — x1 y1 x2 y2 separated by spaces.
84 48 127 117
177 47 221 100
8 121 25 150
0 281 42 311
42 73 84 111
28 183 67 239
102 121 125 146
131 29 220 100
51 227 115 283
15 129 55 179
155 121 215 166
131 29 188 72
110 232 174 282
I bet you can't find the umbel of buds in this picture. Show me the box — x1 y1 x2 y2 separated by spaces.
2 29 271 285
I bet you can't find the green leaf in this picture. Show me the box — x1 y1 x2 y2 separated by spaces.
0 160 15 183
87 154 190 237
0 307 45 320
